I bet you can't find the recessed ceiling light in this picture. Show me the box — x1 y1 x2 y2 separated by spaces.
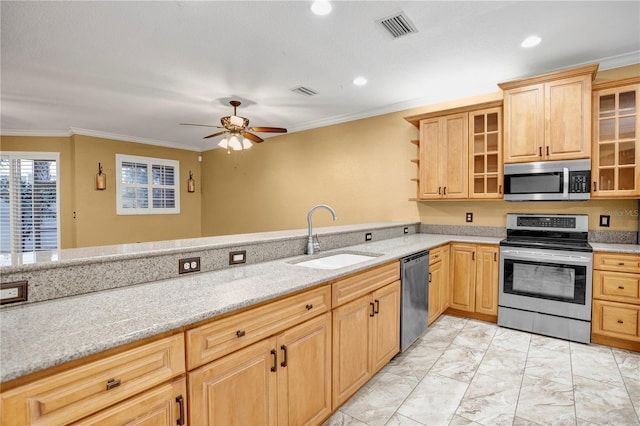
521 35 542 48
353 76 367 86
311 0 332 16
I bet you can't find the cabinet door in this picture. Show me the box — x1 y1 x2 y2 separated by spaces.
188 338 277 426
277 313 332 426
439 245 450 315
332 295 372 408
503 84 545 163
428 258 443 325
546 75 591 160
592 83 640 197
442 113 469 198
370 281 401 373
592 300 640 344
449 244 476 312
73 379 187 426
475 245 499 316
419 118 444 199
469 107 503 198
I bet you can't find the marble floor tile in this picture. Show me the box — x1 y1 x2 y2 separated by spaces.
477 344 527 383
613 347 640 380
384 413 426 426
340 372 418 426
455 373 520 425
452 319 497 351
515 374 576 425
396 373 468 426
382 338 446 381
622 374 640 420
524 343 573 386
324 411 370 426
429 344 485 383
574 374 640 425
529 333 571 353
489 326 532 353
449 415 483 425
570 342 625 387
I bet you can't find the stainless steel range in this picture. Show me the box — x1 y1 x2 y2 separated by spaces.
498 213 593 343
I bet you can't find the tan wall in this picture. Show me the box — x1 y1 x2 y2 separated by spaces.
1 135 202 248
201 110 423 236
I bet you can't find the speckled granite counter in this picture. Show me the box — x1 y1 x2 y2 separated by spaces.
0 233 501 383
590 242 640 254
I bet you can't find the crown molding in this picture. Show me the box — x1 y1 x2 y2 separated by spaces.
0 129 73 137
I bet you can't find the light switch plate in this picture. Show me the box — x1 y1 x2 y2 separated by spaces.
229 250 247 265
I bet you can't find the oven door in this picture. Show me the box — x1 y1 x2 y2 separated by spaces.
499 247 593 320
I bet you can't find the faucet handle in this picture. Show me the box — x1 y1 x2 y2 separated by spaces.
313 234 321 251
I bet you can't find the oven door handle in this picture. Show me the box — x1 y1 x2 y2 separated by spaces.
501 251 592 264
563 167 569 199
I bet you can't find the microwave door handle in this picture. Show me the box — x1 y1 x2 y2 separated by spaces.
563 168 569 199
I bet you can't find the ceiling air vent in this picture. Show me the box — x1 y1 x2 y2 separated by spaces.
377 12 418 39
291 86 318 96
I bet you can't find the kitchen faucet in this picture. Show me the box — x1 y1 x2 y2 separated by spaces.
306 204 338 255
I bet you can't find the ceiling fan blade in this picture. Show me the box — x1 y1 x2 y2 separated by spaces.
242 132 264 143
180 123 224 128
203 131 227 139
249 127 287 133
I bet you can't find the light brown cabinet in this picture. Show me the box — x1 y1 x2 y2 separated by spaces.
448 243 499 320
591 252 640 351
500 64 597 163
469 107 503 198
591 78 640 198
331 262 400 408
418 113 469 199
188 313 332 426
428 245 450 325
0 334 186 426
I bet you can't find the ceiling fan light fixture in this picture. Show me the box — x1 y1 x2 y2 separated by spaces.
229 115 245 127
242 139 253 150
218 137 228 149
228 135 243 151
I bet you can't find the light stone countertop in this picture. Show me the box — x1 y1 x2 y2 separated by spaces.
1 232 637 383
0 233 501 383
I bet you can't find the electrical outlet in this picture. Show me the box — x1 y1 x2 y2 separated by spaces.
466 212 473 223
365 232 372 241
600 215 610 227
229 250 247 265
403 227 409 234
179 257 201 274
1 281 28 304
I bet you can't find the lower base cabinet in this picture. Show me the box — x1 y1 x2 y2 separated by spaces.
188 313 332 426
428 245 449 325
332 280 401 408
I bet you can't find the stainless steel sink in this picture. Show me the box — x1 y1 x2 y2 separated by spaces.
292 252 380 270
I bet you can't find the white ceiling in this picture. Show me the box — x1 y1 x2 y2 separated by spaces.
2 1 639 152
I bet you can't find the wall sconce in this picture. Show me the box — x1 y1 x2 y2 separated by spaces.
187 171 195 193
96 163 106 190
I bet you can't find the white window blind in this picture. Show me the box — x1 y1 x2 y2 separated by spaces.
116 154 180 215
0 152 60 254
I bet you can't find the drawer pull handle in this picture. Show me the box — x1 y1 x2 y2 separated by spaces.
270 349 277 372
618 320 624 324
428 272 432 283
280 344 288 367
370 302 375 317
176 395 185 425
618 262 625 266
618 286 625 290
305 304 313 310
539 147 542 156
106 378 121 390
374 299 380 314
236 330 246 338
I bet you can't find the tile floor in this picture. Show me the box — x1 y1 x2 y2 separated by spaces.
324 315 640 426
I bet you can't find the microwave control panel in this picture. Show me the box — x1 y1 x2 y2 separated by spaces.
569 171 590 193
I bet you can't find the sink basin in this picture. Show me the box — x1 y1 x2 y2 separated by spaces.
293 253 379 270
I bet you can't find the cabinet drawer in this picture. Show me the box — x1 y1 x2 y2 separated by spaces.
186 285 330 369
593 270 640 304
593 300 640 340
332 262 400 307
0 334 185 426
594 252 640 273
429 245 447 266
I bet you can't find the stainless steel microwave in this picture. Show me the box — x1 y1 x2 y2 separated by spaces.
503 159 591 201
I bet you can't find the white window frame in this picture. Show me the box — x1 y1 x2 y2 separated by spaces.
115 154 180 215
0 151 61 254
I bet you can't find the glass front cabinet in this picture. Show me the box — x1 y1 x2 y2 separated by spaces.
469 107 502 199
592 79 640 198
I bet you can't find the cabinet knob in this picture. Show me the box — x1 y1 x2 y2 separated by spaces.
617 319 624 324
305 304 313 310
106 378 121 390
618 262 625 266
236 330 246 338
618 286 625 290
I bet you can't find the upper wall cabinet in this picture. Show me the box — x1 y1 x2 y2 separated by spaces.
591 77 640 198
405 101 503 200
499 64 598 164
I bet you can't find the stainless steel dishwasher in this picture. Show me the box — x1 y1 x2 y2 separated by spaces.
400 251 429 351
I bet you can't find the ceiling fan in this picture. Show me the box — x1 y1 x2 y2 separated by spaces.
181 100 287 150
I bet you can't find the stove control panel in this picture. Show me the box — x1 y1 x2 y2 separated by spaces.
517 216 576 229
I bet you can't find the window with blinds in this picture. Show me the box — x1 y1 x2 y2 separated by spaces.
116 154 180 215
0 153 60 254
